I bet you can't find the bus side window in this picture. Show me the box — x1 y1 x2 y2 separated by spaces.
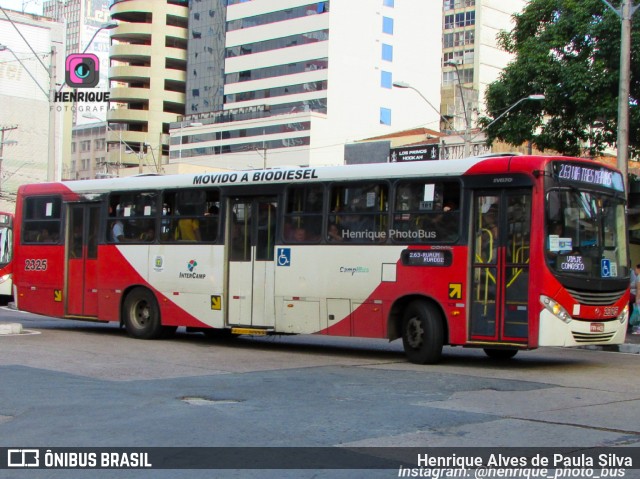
161 189 219 243
284 185 323 244
392 180 460 243
108 192 157 243
328 182 388 243
22 196 62 244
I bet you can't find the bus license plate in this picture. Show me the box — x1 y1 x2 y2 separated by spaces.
590 323 604 333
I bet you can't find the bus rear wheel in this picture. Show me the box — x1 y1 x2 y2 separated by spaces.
123 287 163 339
483 348 518 360
401 300 444 364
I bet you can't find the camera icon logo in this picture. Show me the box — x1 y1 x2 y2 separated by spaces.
65 53 100 88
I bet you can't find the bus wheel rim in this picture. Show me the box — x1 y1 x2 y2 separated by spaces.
406 316 424 349
133 301 150 328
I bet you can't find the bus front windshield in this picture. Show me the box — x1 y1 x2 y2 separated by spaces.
545 188 628 280
0 225 11 267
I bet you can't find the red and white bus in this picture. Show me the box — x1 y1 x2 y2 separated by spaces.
13 155 630 363
0 212 14 300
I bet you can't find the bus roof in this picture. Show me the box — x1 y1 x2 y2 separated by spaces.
18 154 614 196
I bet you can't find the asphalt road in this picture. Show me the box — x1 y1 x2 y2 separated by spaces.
1 308 640 479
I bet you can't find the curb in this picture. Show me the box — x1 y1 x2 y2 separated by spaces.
0 323 23 335
581 342 640 354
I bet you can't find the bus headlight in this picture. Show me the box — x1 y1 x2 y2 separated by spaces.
540 295 572 323
0 274 10 284
617 304 629 324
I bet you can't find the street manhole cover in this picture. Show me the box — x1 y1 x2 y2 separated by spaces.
180 396 240 406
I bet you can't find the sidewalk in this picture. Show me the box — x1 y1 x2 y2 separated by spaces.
593 329 640 354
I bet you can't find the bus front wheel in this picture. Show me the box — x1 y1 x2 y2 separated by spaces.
123 287 163 340
401 300 444 364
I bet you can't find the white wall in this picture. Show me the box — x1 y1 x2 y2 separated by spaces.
0 11 65 209
476 0 526 115
313 0 442 165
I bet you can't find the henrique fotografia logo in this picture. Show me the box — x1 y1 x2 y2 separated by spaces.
53 53 110 109
65 53 100 88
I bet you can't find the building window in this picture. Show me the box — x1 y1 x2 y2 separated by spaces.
466 11 475 26
443 49 474 65
443 67 473 86
381 71 392 89
380 107 392 125
383 0 394 6
382 43 393 61
444 14 454 29
444 31 475 48
382 16 394 35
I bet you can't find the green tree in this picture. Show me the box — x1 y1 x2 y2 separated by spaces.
483 0 640 157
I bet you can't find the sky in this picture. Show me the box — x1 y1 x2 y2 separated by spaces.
0 0 43 15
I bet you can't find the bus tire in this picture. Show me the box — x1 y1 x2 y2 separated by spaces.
401 300 444 364
483 348 518 360
123 287 163 340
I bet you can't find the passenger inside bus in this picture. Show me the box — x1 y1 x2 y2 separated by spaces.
139 223 155 242
327 223 343 242
176 205 202 242
111 219 125 242
292 227 306 242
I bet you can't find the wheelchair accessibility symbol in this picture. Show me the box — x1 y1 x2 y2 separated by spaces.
601 259 612 278
277 248 291 267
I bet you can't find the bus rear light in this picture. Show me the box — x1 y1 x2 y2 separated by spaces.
540 295 572 323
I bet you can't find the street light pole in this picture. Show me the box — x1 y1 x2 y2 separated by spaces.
82 21 118 54
471 94 545 143
392 81 455 131
444 60 471 158
48 45 57 181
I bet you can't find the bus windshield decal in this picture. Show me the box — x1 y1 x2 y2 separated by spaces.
553 162 624 192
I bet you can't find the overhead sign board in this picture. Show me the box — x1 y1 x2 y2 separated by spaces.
390 145 439 162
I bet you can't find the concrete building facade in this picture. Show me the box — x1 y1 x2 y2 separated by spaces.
440 0 527 158
170 0 443 169
107 0 188 169
0 8 65 211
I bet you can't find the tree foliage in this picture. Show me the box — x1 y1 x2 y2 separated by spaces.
483 0 640 157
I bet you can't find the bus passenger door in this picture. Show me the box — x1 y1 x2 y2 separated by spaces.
66 203 100 317
227 196 277 328
470 191 531 344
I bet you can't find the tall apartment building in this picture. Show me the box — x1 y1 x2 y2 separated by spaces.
440 0 526 157
107 0 188 169
170 0 443 169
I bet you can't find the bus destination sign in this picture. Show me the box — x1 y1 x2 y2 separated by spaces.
553 162 624 192
401 249 452 267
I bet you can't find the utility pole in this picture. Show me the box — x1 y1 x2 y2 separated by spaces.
47 45 57 181
445 61 471 158
601 0 640 194
0 125 18 196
